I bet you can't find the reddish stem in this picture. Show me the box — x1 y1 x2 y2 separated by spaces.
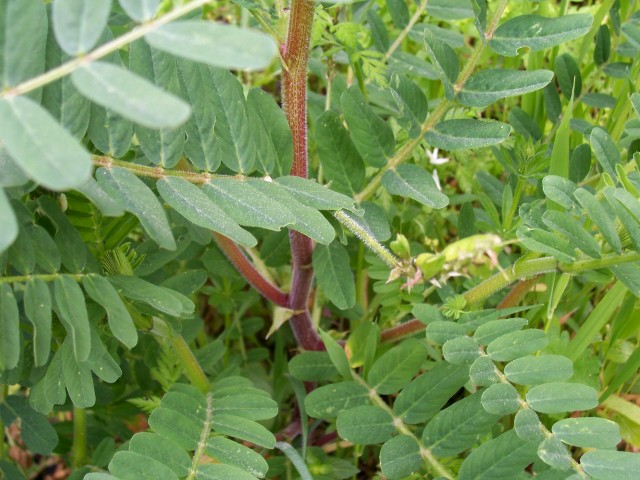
380 318 425 343
281 0 324 351
214 233 289 308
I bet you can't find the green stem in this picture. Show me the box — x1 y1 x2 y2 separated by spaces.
383 0 429 62
72 407 87 467
504 176 524 231
0 272 84 285
1 0 212 99
333 211 401 268
186 393 214 480
154 318 211 392
351 372 454 479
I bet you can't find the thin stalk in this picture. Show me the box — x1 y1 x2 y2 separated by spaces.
1 0 212 99
72 407 87 467
93 155 221 184
383 0 429 62
333 211 401 268
282 0 324 351
186 393 214 480
214 233 289 307
0 273 84 285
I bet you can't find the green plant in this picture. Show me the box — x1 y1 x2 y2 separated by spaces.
1 0 640 479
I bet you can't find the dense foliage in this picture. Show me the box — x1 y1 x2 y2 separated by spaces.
1 0 640 479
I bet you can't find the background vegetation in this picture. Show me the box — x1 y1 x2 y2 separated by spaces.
1 0 640 479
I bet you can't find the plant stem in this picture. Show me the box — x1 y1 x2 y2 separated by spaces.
214 233 289 307
383 0 430 62
1 0 212 99
154 318 211 392
72 407 87 467
281 0 324 351
0 385 6 460
186 393 214 480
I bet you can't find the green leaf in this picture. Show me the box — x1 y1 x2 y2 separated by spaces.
341 85 395 167
203 178 295 231
590 127 620 179
443 336 482 365
318 329 352 378
85 329 122 383
367 339 426 394
422 391 501 457
109 451 178 480
315 110 365 196
88 103 133 158
246 87 293 176
427 0 474 20
526 382 598 414
504 355 573 385
213 394 278 421
146 21 277 71
305 381 370 420
489 14 594 56
206 437 268 478
72 62 191 129
96 167 176 250
594 25 611 66
274 176 357 212
631 92 640 116
0 0 47 95
574 187 622 254
24 279 52 367
425 321 467 345
389 72 428 138
581 450 640 480
0 189 17 254
554 53 581 98
108 275 187 317
61 339 95 408
183 65 255 173
423 27 459 99
54 275 91 362
542 176 578 210
425 119 510 151
337 406 395 445
552 417 621 448
394 362 469 424
621 21 640 50
487 329 548 362
516 225 577 263
0 97 92 190
469 356 500 386
542 211 601 258
537 435 572 471
380 435 421 480
249 179 335 245
481 383 520 415
382 165 449 209
458 430 539 480
289 351 338 382
473 318 527 345
458 69 554 108
52 0 111 55
76 178 125 217
211 414 276 449
119 0 161 22
313 242 356 310
0 396 58 455
129 432 190 478
514 408 543 441
157 176 256 248
196 464 257 480
129 41 185 168
44 349 66 406
82 275 138 349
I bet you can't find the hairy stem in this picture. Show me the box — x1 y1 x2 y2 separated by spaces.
186 393 214 480
282 0 324 351
214 233 289 307
1 0 212 99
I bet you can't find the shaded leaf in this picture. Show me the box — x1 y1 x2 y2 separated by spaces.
313 242 356 310
458 69 554 108
425 119 510 150
382 165 449 209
